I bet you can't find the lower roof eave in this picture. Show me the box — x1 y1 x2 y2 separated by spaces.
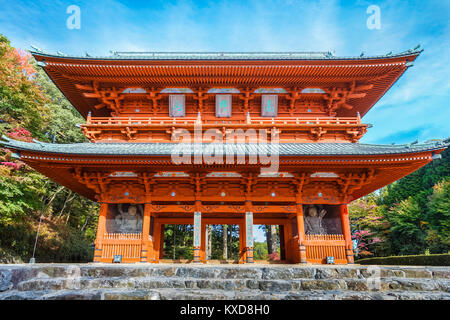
1 136 448 159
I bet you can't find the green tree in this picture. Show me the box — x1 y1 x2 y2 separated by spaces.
387 197 426 255
380 148 450 210
426 180 450 252
348 194 391 257
253 242 268 260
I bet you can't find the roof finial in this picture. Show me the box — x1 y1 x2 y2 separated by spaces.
408 44 422 53
406 139 418 148
30 45 43 53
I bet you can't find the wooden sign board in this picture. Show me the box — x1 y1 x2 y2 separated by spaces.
169 94 186 117
261 95 278 117
215 94 232 118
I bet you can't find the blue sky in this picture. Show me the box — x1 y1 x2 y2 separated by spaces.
1 0 449 242
0 0 448 144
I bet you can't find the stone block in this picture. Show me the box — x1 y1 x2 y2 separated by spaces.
300 279 341 291
0 270 12 292
258 280 292 291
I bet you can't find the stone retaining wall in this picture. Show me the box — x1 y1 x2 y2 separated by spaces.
0 263 449 300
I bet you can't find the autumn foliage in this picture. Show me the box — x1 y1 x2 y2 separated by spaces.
0 33 96 263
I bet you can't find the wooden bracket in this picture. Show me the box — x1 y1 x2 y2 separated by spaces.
283 87 302 116
192 87 210 113
238 87 255 114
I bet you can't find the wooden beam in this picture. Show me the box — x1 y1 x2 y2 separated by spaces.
93 203 108 262
340 204 354 264
296 204 307 263
140 203 152 262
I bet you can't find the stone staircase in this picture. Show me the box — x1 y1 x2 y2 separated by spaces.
0 264 449 300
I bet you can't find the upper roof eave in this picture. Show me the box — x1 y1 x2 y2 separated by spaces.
27 48 423 120
30 49 423 63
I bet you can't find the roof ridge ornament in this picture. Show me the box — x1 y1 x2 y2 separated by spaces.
409 44 421 53
32 138 47 146
406 139 419 148
0 134 11 142
30 45 43 53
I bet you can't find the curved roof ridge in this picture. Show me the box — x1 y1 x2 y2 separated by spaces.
29 48 423 61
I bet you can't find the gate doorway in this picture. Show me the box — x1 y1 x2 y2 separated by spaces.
160 224 194 262
204 224 240 263
252 223 290 263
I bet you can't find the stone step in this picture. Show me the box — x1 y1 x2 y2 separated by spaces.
15 276 450 293
1 288 450 300
1 264 449 300
3 264 449 282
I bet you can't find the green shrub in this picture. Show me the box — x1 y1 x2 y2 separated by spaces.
356 253 450 266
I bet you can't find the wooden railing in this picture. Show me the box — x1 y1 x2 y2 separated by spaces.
100 233 142 261
305 234 345 241
304 234 347 264
86 116 362 127
285 234 347 264
87 116 199 126
103 232 142 240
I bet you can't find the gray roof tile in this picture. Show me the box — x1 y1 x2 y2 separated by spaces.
1 136 447 157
